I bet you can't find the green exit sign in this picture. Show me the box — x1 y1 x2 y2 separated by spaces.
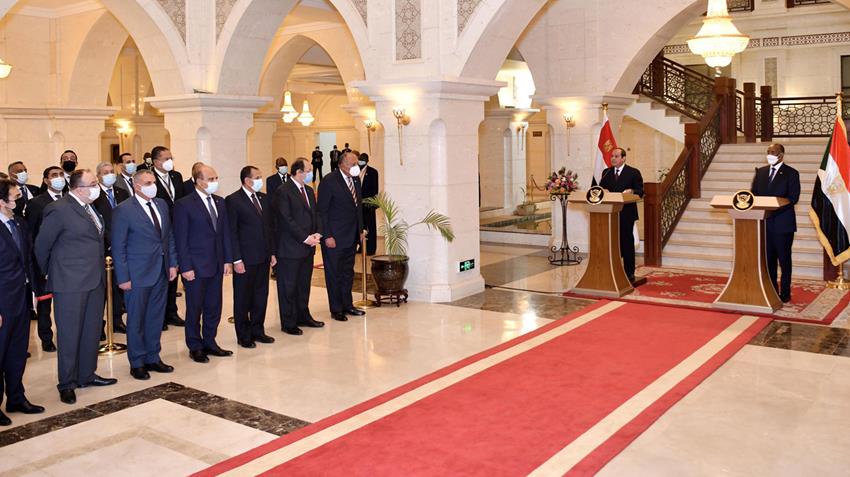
459 259 475 272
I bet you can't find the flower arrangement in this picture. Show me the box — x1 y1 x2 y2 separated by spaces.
545 167 579 195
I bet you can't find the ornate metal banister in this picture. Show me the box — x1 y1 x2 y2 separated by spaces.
634 54 716 121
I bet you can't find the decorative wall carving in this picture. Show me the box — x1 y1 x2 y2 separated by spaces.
764 57 778 94
157 0 186 42
664 31 850 55
353 0 368 25
457 0 482 34
216 0 237 39
395 0 421 60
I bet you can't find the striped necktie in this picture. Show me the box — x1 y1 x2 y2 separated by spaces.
346 176 357 204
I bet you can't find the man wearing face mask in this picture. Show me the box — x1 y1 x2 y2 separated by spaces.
358 153 379 256
318 150 366 322
311 146 324 183
24 166 66 353
150 146 186 329
266 157 289 198
174 165 234 363
182 162 205 197
226 166 277 348
93 162 130 335
59 150 78 182
111 169 178 380
35 169 118 405
751 143 800 303
114 153 137 197
7 162 40 217
330 145 340 172
597 147 644 283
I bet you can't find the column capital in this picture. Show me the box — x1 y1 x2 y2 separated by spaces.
0 105 118 120
485 107 540 123
534 92 636 112
144 94 272 113
340 103 376 122
253 111 282 123
352 77 506 103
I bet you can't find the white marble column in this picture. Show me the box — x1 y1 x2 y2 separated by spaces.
145 94 271 193
248 113 279 172
479 108 538 210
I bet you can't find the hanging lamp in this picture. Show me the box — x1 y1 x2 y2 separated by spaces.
297 100 315 126
280 90 298 123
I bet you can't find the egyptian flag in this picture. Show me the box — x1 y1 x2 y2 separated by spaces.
810 115 850 265
592 111 640 246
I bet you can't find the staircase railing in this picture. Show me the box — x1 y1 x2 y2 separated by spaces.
634 54 716 121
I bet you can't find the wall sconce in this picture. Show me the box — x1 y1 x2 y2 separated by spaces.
392 107 410 166
364 119 379 155
563 112 576 156
115 120 134 154
516 122 528 151
0 57 12 79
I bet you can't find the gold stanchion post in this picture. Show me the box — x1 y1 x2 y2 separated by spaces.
828 261 850 290
353 232 377 309
99 256 127 355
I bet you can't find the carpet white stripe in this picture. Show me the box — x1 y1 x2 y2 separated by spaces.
220 301 626 476
528 314 759 476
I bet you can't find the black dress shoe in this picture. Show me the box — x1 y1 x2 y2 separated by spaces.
254 334 276 344
166 315 185 327
144 361 174 373
60 389 76 404
80 375 117 387
42 341 56 352
332 313 348 322
162 322 169 331
283 326 304 335
6 399 45 414
130 367 150 380
26 352 30 358
100 331 106 341
344 307 365 316
190 349 209 363
0 410 10 426
239 340 256 349
114 322 127 334
298 318 325 328
204 347 234 357
780 294 791 303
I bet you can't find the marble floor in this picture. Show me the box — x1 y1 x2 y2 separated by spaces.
2 242 850 476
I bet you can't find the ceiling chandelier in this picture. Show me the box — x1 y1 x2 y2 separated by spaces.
687 0 749 71
280 91 298 123
298 100 315 127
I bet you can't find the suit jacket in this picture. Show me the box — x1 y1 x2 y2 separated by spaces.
272 180 321 259
34 195 105 293
154 169 185 212
111 197 178 288
182 178 196 197
751 163 800 233
92 186 130 252
225 188 274 266
312 150 323 167
14 183 41 217
0 215 32 318
329 149 340 170
598 164 645 222
361 166 379 205
25 192 62 241
317 169 363 248
114 174 134 197
266 173 289 198
174 191 233 279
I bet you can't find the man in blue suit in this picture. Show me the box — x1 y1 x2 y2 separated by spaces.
0 179 45 425
112 170 179 380
751 143 800 303
174 165 234 363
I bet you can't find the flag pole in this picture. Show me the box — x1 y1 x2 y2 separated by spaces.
827 92 850 289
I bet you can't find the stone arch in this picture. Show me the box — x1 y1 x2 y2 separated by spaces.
65 11 129 105
213 0 370 96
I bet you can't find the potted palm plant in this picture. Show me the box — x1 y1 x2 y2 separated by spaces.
363 191 455 299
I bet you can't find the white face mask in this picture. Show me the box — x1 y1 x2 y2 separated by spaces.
14 172 28 185
349 164 361 177
87 186 101 201
140 184 158 199
205 181 219 195
50 177 66 191
358 161 366 167
278 166 288 175
101 173 117 187
162 159 174 172
251 178 263 192
766 154 780 166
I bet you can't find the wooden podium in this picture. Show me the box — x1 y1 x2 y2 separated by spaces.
568 192 641 297
709 194 789 313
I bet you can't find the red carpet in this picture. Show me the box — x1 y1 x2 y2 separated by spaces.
567 267 850 325
198 301 769 476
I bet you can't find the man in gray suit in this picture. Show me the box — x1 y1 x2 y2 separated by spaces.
34 169 118 405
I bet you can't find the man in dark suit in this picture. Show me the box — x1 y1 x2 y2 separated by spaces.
598 147 644 282
358 153 379 255
0 179 45 425
266 157 289 198
751 143 800 303
59 150 78 184
7 162 40 217
25 166 65 353
35 170 118 405
93 162 130 335
329 145 340 172
182 162 204 197
151 146 185 329
174 165 234 363
318 151 366 322
112 170 179 380
311 147 323 183
114 153 137 197
227 166 277 347
272 158 324 334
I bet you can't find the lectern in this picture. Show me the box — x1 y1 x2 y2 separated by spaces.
710 194 789 313
568 191 641 297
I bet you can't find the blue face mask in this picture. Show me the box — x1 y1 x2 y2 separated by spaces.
50 177 66 190
125 162 137 175
304 171 314 183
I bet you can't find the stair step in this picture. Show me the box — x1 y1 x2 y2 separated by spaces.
662 250 823 268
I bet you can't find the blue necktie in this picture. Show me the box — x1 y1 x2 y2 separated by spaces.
7 218 22 254
107 188 116 208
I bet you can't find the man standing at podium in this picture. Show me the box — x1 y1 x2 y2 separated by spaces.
751 143 800 303
598 147 644 282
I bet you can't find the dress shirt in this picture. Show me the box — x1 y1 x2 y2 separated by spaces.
242 186 260 205
70 192 103 231
100 185 116 207
48 190 63 201
135 194 163 229
154 168 175 198
195 188 218 216
121 173 134 195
